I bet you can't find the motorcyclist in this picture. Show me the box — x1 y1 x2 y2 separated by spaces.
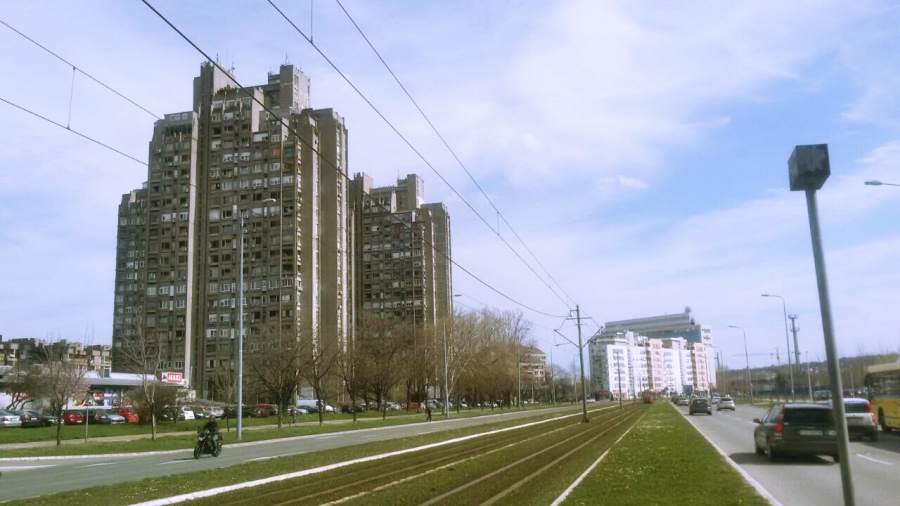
200 415 220 448
201 415 219 435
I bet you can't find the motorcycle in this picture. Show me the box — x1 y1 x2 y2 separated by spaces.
194 428 222 459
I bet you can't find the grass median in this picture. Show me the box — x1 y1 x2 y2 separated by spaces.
562 402 769 505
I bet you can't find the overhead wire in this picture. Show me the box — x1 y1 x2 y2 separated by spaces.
0 96 147 166
138 0 566 318
266 0 573 312
331 0 576 309
0 18 163 121
0 7 567 319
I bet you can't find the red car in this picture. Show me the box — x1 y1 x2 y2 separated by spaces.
62 410 85 425
112 406 140 424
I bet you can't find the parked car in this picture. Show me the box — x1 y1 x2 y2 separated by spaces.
285 406 308 416
23 410 58 426
10 410 44 428
716 397 736 411
254 404 278 417
753 403 839 462
106 409 126 424
0 410 23 428
62 409 85 425
689 398 712 415
161 405 195 421
83 408 110 424
224 405 254 418
187 405 209 419
831 398 878 441
111 406 140 424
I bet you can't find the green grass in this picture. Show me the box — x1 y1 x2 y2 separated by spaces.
0 405 554 458
4 410 574 506
3 404 772 505
562 403 769 506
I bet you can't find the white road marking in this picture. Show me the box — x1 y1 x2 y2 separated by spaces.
78 462 119 468
0 465 56 471
248 450 307 462
857 454 893 466
157 460 195 466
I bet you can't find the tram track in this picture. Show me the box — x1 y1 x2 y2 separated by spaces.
195 404 644 506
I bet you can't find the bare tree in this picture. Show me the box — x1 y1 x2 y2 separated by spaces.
245 325 309 428
357 314 407 420
446 309 480 412
42 338 89 446
299 325 338 425
3 362 49 411
116 317 166 440
336 322 367 422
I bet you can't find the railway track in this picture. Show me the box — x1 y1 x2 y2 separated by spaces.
189 404 645 506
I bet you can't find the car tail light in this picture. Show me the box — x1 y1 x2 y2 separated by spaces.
774 408 785 438
866 401 876 424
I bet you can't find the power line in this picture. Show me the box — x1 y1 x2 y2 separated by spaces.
0 96 146 166
266 0 572 312
0 18 162 121
331 0 576 309
138 0 566 318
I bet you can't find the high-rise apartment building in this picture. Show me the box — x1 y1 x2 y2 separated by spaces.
350 174 452 331
112 63 349 398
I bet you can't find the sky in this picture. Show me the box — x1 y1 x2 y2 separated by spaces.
1 1 899 377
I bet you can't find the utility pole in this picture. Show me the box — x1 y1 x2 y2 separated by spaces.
576 306 589 423
789 314 801 383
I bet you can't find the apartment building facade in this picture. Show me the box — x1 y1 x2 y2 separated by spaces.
588 308 715 398
112 62 453 401
111 63 350 398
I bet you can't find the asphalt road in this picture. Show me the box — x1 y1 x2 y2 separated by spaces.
0 405 591 502
679 401 900 506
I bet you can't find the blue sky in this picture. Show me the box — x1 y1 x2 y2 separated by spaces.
1 1 899 376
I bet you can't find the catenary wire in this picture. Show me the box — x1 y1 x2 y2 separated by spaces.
0 18 163 121
266 0 572 312
0 96 147 166
331 0 576 309
136 0 567 318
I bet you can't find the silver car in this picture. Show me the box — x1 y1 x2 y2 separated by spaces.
831 398 878 441
717 397 736 411
0 410 23 428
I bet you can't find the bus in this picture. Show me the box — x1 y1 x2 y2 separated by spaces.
864 362 900 433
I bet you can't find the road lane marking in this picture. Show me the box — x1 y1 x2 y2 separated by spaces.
78 462 118 468
858 454 893 466
0 465 56 471
157 460 196 466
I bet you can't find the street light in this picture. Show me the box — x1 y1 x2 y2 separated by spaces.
236 197 277 441
761 293 795 402
728 325 753 405
864 180 900 186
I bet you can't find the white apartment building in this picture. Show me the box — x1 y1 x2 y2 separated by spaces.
589 325 714 398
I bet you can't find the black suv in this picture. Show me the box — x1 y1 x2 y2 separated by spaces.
753 403 839 462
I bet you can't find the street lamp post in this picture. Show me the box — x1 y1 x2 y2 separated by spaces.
762 293 795 402
236 197 276 441
728 325 753 405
